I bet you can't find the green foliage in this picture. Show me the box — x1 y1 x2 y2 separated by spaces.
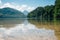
44 5 54 20
27 0 60 21
27 5 54 21
27 7 45 19
54 0 60 21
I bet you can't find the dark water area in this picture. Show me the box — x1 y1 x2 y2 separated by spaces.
0 18 60 40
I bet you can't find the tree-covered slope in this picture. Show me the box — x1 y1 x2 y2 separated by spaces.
27 0 60 21
27 5 54 21
55 0 60 20
0 7 25 18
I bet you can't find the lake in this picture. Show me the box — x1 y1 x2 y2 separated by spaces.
0 18 60 40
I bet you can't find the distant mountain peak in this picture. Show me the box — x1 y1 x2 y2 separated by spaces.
23 10 29 16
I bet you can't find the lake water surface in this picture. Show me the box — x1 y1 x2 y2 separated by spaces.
0 18 60 40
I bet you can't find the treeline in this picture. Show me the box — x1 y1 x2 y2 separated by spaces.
27 0 60 21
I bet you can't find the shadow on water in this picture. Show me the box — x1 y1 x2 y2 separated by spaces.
0 18 25 28
28 19 60 40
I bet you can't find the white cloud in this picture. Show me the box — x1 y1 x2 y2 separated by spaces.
0 0 2 6
0 3 14 8
0 2 35 12
0 0 1 4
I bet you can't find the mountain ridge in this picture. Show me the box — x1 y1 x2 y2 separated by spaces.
0 7 26 18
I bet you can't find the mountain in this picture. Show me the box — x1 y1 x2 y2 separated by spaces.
23 10 28 16
0 7 25 18
27 6 54 21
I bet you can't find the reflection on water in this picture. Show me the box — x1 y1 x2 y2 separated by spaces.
0 18 25 24
0 18 25 28
28 19 60 40
0 18 60 40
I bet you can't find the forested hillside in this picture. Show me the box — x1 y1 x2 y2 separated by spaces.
0 7 25 18
27 0 60 21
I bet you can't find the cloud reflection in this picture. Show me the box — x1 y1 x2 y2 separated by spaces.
0 23 57 40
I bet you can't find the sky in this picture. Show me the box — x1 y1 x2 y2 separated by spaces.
0 0 55 12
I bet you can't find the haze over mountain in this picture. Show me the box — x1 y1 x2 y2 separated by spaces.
0 7 26 18
23 10 29 16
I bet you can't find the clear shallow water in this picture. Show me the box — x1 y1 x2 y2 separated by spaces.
0 18 59 40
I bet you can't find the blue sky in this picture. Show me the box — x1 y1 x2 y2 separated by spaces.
1 0 55 7
0 0 55 12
